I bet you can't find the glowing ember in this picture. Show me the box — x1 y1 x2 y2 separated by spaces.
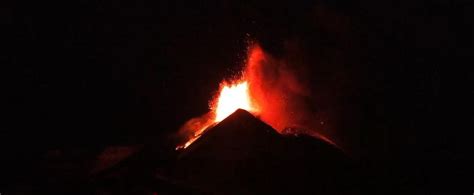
213 81 256 122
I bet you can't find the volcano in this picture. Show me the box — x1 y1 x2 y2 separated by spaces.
170 109 358 194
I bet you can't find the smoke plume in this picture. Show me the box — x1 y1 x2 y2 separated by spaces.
245 43 337 146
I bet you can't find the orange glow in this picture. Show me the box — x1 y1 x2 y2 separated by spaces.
176 43 336 150
176 80 258 150
176 45 264 150
213 81 256 122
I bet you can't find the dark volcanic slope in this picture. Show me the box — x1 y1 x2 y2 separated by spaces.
171 109 357 195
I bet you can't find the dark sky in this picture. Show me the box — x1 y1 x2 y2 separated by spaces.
4 0 473 192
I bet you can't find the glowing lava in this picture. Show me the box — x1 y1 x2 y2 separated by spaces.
176 45 264 150
213 81 256 122
176 80 258 150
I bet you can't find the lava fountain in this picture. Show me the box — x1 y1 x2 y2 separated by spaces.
176 79 260 150
213 81 257 122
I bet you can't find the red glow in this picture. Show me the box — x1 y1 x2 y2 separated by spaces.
176 43 336 150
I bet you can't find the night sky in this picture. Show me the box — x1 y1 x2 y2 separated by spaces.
4 0 473 193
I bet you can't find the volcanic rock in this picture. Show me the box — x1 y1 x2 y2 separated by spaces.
171 109 358 194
